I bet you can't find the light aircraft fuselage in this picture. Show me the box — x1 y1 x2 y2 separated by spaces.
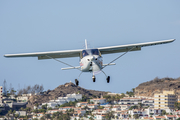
80 49 103 73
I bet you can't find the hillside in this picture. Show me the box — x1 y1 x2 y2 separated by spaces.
27 82 107 108
135 77 180 97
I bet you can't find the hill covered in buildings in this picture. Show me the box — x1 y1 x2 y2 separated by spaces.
135 77 180 97
27 82 108 108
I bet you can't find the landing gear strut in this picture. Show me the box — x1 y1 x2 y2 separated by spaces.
75 79 79 86
106 76 110 83
92 75 96 82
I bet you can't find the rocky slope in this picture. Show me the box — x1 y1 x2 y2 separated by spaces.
135 77 180 97
27 82 107 108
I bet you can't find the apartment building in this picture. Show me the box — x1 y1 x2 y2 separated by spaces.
154 90 177 109
42 99 68 108
42 93 82 108
142 99 154 107
119 97 142 105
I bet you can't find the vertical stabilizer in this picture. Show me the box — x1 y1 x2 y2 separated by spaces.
85 39 88 49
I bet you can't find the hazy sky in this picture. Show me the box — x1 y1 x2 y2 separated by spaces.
0 1 180 94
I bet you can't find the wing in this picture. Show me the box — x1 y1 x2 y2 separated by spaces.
98 39 175 55
4 49 82 60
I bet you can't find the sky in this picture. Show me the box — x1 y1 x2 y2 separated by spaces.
0 1 180 94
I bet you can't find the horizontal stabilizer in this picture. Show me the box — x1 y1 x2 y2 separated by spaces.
61 66 80 70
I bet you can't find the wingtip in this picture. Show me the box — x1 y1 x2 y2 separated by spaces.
4 54 12 58
168 39 175 42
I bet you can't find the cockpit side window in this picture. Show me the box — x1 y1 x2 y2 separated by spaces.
82 50 88 57
82 49 100 58
91 49 99 55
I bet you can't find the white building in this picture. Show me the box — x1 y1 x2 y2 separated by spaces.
42 99 68 109
92 109 109 115
128 109 143 117
76 102 88 107
120 104 131 110
9 95 16 99
142 99 154 107
87 104 99 110
90 98 106 104
17 96 28 102
42 93 82 108
59 106 74 111
66 93 82 100
22 93 32 97
111 106 121 111
119 97 142 105
47 109 60 114
154 109 163 115
140 107 154 117
58 97 76 103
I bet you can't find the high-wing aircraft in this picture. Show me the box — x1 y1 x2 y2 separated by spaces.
4 39 175 86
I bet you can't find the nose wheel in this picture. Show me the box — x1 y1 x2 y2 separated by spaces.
92 75 96 82
75 79 79 86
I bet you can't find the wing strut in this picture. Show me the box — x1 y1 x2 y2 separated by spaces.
45 55 81 71
102 47 136 69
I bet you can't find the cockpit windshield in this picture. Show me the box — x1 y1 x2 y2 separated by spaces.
82 49 99 57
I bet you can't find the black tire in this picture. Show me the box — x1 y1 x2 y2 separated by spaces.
93 78 96 82
75 79 79 86
107 76 110 83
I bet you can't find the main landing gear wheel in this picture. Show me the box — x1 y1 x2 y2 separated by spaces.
107 76 110 83
75 79 79 86
92 75 96 82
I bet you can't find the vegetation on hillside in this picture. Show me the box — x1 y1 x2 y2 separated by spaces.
103 93 125 103
126 88 135 97
2 80 44 96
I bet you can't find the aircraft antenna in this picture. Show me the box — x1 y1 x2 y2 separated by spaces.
85 39 88 49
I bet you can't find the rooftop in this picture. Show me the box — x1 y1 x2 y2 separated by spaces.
120 97 142 100
155 116 166 119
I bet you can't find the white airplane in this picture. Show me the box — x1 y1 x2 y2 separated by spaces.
4 39 175 86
